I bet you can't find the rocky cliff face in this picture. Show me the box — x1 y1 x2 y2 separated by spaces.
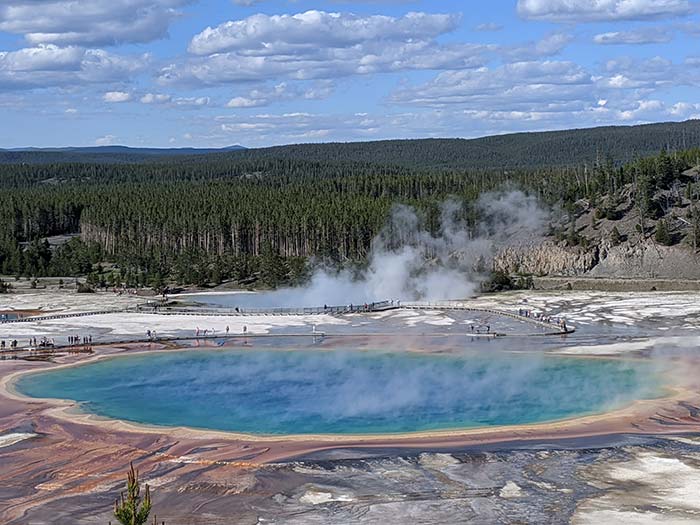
493 170 700 281
589 240 700 279
494 242 599 276
495 239 700 280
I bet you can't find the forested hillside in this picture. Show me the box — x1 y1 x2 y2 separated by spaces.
0 120 700 170
223 120 700 170
1 141 699 289
0 145 245 165
3 119 699 169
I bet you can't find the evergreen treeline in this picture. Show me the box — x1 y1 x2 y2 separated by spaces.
222 120 700 169
0 145 245 165
3 119 699 169
0 146 698 288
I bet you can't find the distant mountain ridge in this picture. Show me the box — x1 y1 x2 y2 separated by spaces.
0 145 245 164
4 145 246 154
222 120 700 170
2 120 700 168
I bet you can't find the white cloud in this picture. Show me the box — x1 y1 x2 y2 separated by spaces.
517 0 692 22
669 101 700 116
215 111 397 143
617 99 665 120
678 21 700 37
188 10 460 56
200 90 700 148
141 93 171 104
160 10 488 85
390 61 594 112
140 92 209 107
226 81 334 108
226 96 260 109
504 32 574 61
597 56 698 90
475 23 503 32
0 44 148 90
95 134 117 145
593 28 673 45
173 96 209 107
103 91 132 102
65 107 78 114
0 0 191 47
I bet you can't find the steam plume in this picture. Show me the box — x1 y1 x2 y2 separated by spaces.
290 190 548 304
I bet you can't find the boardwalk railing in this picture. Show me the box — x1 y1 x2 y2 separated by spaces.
0 299 573 334
0 301 396 323
0 308 126 324
134 300 395 317
400 301 574 334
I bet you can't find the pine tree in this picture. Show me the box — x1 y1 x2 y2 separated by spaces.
688 205 700 251
609 226 623 246
655 219 672 246
114 463 152 525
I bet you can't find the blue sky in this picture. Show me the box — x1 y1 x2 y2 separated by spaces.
0 0 699 148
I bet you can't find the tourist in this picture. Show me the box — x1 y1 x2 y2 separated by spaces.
226 325 230 334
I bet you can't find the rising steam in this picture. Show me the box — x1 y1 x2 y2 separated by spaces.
254 190 548 306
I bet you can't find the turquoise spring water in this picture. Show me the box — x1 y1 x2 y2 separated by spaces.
16 349 662 435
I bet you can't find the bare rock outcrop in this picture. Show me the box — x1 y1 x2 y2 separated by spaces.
590 240 700 279
494 241 598 276
495 239 700 280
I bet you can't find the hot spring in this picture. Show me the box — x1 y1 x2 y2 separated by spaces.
16 347 664 436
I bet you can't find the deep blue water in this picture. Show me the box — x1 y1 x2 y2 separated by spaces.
17 349 662 435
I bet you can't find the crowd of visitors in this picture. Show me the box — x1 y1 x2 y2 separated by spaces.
517 308 568 331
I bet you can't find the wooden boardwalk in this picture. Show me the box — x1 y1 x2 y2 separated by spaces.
0 299 574 335
400 301 574 334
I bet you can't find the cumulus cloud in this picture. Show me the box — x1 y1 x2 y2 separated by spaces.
517 0 693 22
95 134 117 145
188 10 460 55
172 96 210 107
0 0 191 47
215 111 415 143
140 93 171 104
103 90 132 102
203 85 700 147
504 32 574 61
617 99 665 120
226 81 334 108
593 27 673 44
597 55 695 89
669 101 700 118
0 44 148 90
140 92 210 107
159 10 489 86
390 61 594 112
475 22 503 32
